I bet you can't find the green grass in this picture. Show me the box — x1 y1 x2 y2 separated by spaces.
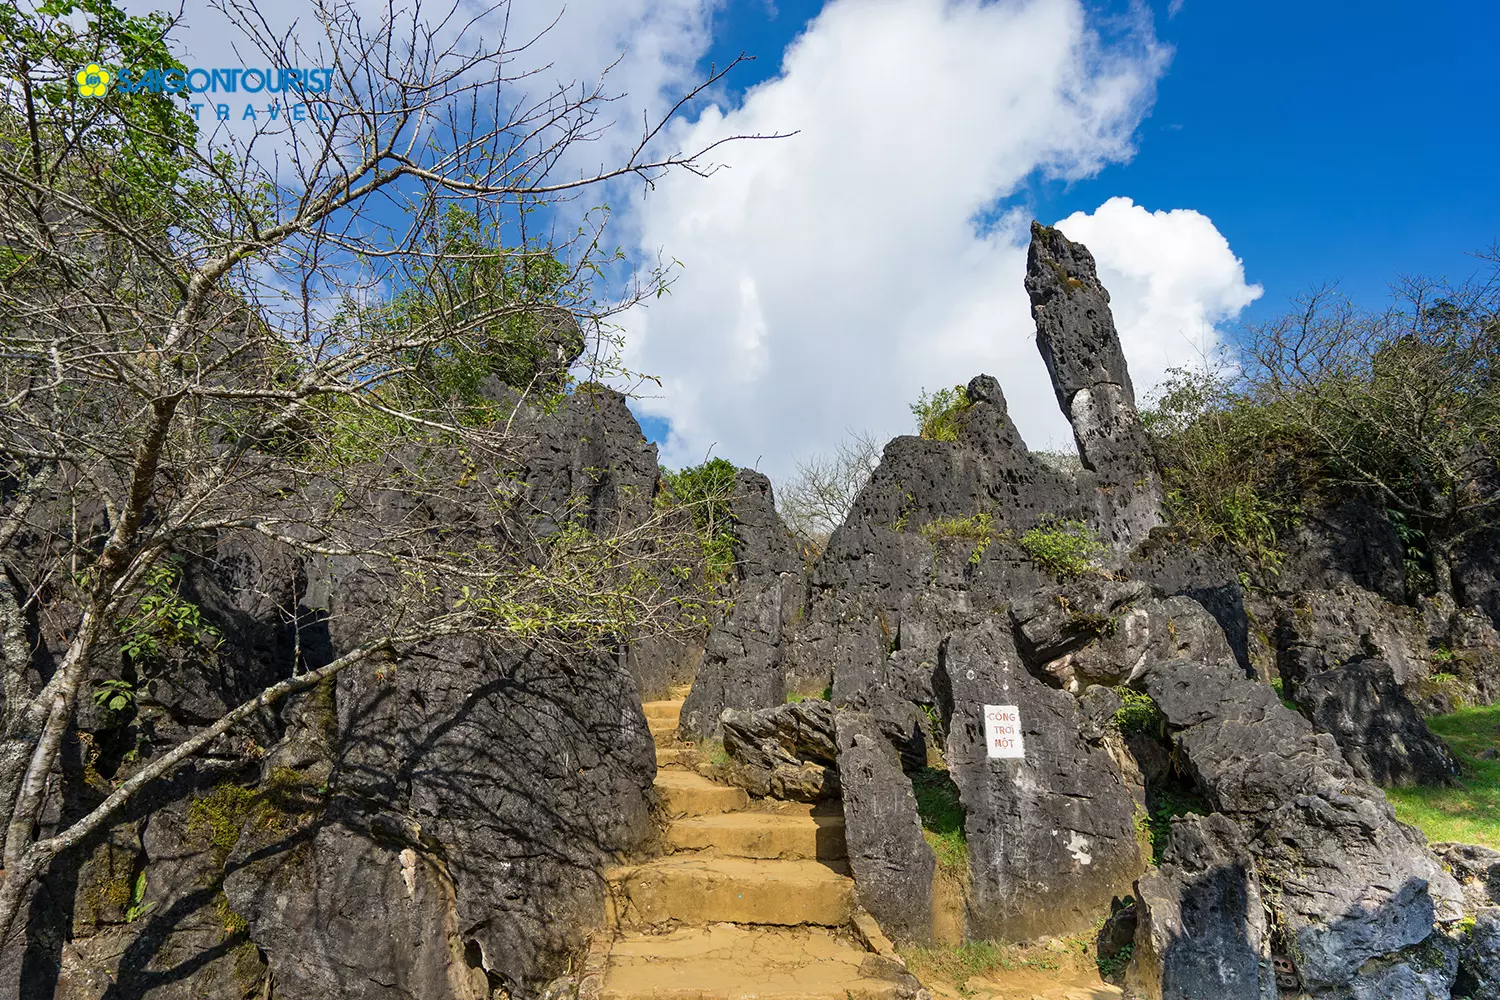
898 938 1065 985
1386 703 1500 849
785 686 831 704
911 766 968 874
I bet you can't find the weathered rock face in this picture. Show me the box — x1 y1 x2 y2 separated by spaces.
1137 653 1464 994
1459 908 1500 1000
1277 499 1409 605
679 470 804 739
327 635 656 992
1433 842 1500 912
1457 526 1500 630
1295 659 1461 787
224 804 487 1000
720 698 839 801
1276 588 1429 691
1126 813 1277 1000
834 711 935 945
1024 221 1163 553
939 619 1145 941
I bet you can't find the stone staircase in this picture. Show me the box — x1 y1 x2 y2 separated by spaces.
591 693 915 1000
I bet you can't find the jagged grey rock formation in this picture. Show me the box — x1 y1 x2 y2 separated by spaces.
1295 658 1461 786
1126 813 1277 1000
834 711 935 945
1138 652 1464 995
1433 842 1500 912
939 618 1144 940
1460 909 1500 1000
1277 499 1409 604
1025 221 1164 553
720 698 840 801
679 470 804 739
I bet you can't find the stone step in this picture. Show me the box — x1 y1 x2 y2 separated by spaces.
666 811 847 861
656 747 695 769
606 856 855 928
655 770 748 817
643 700 683 722
599 924 903 1000
648 717 680 742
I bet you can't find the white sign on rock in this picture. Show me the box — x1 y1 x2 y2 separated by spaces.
983 704 1025 759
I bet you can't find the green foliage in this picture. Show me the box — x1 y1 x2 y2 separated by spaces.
1269 677 1301 712
124 870 153 922
1386 703 1500 848
920 512 996 566
91 677 136 714
659 458 738 584
1142 367 1312 577
116 558 221 661
1018 517 1103 577
1114 688 1164 739
911 766 967 874
785 686 832 704
1140 787 1210 864
1097 940 1134 983
911 384 972 442
0 0 199 225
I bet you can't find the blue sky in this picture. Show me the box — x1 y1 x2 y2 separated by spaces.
702 0 1498 324
152 0 1498 478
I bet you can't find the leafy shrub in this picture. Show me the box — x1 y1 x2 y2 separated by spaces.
659 458 738 583
1142 367 1315 579
911 384 971 442
1114 688 1163 738
1018 516 1102 577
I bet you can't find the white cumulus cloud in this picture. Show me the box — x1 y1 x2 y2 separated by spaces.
620 0 1260 483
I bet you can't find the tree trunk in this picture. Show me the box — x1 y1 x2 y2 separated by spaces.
1431 543 1455 600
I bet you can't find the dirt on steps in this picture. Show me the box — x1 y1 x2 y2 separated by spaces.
599 924 907 1000
607 855 856 927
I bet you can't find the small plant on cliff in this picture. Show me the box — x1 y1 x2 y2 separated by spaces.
920 512 997 566
911 384 972 442
911 766 967 874
1019 517 1103 577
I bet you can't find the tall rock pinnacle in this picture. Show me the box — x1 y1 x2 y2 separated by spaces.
1025 220 1164 551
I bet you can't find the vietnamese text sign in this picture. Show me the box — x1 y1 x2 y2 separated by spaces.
984 704 1025 759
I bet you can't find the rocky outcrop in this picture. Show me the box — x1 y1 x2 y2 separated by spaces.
834 711 935 945
1433 842 1500 912
1277 499 1409 605
720 698 840 801
1459 909 1500 1000
1295 659 1460 786
939 619 1145 940
1138 653 1464 995
1126 813 1276 1000
1025 221 1164 553
679 470 804 739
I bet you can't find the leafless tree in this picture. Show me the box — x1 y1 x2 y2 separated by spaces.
1243 266 1500 595
777 430 881 552
0 0 774 941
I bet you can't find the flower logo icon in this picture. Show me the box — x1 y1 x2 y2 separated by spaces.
76 64 111 98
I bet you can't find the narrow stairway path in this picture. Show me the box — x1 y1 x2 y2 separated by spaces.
592 691 914 1000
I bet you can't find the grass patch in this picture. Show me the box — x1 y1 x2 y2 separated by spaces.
911 766 967 874
1387 703 1500 849
899 937 1096 994
786 686 831 704
1140 787 1210 864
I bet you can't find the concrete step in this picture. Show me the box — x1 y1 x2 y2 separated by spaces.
656 747 695 769
643 700 683 722
599 924 902 1000
655 770 748 817
606 856 856 928
666 811 847 861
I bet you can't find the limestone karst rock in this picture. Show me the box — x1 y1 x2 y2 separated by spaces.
1025 220 1164 553
1126 813 1277 1000
678 469 804 739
